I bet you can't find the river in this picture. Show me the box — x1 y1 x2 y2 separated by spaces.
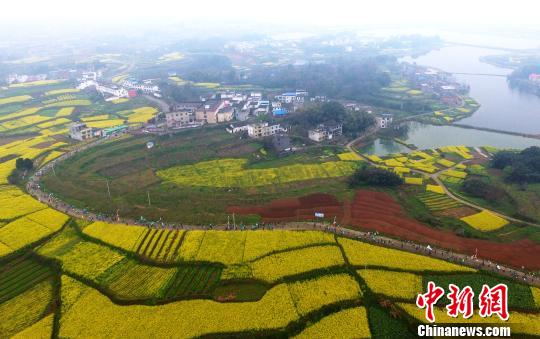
361 44 540 155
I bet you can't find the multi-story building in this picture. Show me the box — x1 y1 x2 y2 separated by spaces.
247 122 286 138
195 100 231 124
308 123 343 142
165 111 194 128
69 123 94 141
375 114 394 129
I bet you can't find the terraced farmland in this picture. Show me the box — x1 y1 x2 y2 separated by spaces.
417 191 462 211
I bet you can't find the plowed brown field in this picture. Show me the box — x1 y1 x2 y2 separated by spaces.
227 190 540 270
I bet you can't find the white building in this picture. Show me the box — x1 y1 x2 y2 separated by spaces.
308 124 343 142
69 123 93 141
247 122 286 138
122 80 160 94
275 90 308 104
375 114 393 128
226 123 249 134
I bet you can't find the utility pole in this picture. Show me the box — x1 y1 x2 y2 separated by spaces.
106 180 111 198
233 213 236 229
147 191 151 206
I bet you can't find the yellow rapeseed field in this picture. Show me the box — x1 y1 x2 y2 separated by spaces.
191 230 247 265
83 221 147 252
338 238 475 273
0 280 54 338
437 158 455 167
532 287 540 307
294 307 371 339
59 275 298 337
0 187 46 219
404 177 423 185
426 184 445 194
86 119 125 129
37 118 71 129
358 269 422 299
44 88 80 96
157 158 358 187
0 216 57 254
337 152 362 161
243 230 336 261
0 95 32 106
9 80 62 88
460 210 509 231
54 107 75 117
47 241 125 281
251 245 345 282
45 99 91 108
126 106 158 123
288 274 361 316
11 314 54 339
0 107 41 122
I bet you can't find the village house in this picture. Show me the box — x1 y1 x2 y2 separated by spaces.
195 100 228 124
226 122 250 134
375 114 393 128
271 133 292 154
165 111 194 128
308 123 343 142
247 122 286 138
69 123 94 141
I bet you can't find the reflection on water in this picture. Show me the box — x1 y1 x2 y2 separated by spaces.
358 137 411 156
360 122 540 156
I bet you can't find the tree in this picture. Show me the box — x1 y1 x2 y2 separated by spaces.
15 158 33 171
461 178 505 201
349 166 404 187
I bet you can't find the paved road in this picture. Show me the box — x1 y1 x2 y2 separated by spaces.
26 130 540 288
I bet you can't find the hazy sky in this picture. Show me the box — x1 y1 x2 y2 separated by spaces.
2 0 539 29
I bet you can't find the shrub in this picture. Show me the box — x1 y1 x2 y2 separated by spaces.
349 166 404 187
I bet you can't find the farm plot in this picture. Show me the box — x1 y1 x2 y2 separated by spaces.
0 186 47 220
0 208 68 256
157 158 359 188
0 255 53 303
163 265 222 299
250 245 345 283
294 307 370 339
339 237 474 273
460 210 509 232
358 269 422 300
288 273 361 316
101 259 176 300
134 228 185 263
0 95 32 106
39 239 125 281
0 279 54 338
59 275 296 337
417 192 462 211
83 221 148 252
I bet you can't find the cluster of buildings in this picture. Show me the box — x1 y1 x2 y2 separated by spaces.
5 73 48 84
77 74 160 102
163 90 309 130
402 64 468 107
